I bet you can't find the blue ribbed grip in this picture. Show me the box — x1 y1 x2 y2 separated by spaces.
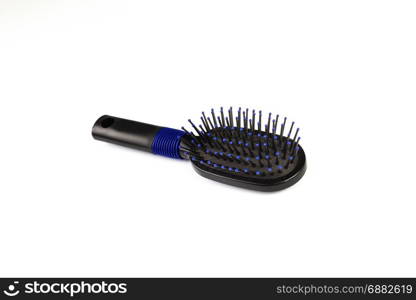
151 127 186 159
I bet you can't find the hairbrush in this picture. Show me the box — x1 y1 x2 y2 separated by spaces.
92 107 306 191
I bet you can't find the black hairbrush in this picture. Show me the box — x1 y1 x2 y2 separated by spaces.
92 107 306 191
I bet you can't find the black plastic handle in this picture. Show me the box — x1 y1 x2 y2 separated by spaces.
92 115 162 152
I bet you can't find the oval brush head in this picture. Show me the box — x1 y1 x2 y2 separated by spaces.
181 107 306 191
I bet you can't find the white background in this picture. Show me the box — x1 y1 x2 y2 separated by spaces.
1 0 415 277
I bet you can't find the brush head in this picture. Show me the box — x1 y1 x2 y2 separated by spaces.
181 107 306 191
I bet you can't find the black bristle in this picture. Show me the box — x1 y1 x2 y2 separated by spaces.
237 107 241 129
273 114 279 135
279 117 286 147
220 107 225 127
200 116 209 132
258 110 262 132
211 109 218 128
229 107 233 128
201 112 210 130
291 128 300 152
217 116 223 128
267 113 271 135
252 110 256 132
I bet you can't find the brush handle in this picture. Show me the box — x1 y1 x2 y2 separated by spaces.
92 115 186 159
